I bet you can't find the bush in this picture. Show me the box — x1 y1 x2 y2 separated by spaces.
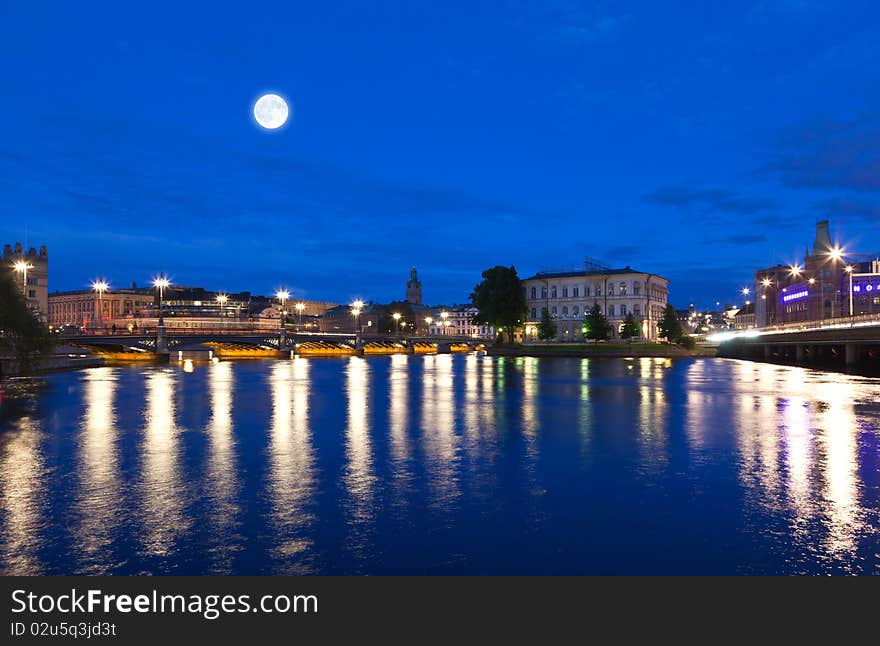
678 335 696 350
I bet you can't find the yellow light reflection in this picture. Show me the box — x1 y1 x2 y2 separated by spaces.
344 357 375 553
421 353 460 508
268 358 316 571
0 416 46 574
74 368 121 573
140 369 187 557
388 354 411 497
205 360 239 573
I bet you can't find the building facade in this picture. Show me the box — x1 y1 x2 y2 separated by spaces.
49 287 155 330
427 306 495 338
522 266 670 341
4 242 49 321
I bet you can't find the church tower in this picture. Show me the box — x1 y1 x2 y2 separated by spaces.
405 267 422 305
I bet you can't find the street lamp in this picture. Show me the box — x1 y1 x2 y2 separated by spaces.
826 245 844 318
152 276 170 327
91 279 109 332
275 289 290 330
216 293 228 319
845 265 854 319
295 301 305 329
789 264 802 278
440 311 449 336
12 260 33 292
392 312 401 336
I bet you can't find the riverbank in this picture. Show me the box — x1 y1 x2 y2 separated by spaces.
487 342 717 358
1 347 106 379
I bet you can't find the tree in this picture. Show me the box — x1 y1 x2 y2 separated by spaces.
658 304 684 342
0 267 53 375
537 308 557 342
470 266 527 344
378 301 416 334
620 312 641 343
582 303 611 343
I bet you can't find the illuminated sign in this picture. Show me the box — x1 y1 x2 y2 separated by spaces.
782 290 809 302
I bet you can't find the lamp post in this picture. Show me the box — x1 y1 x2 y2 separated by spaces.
827 245 843 318
845 265 854 320
392 311 401 336
152 275 170 352
351 299 364 333
152 276 170 326
295 301 305 329
91 279 109 333
425 316 433 336
12 260 33 312
216 294 228 320
275 290 290 330
440 311 449 336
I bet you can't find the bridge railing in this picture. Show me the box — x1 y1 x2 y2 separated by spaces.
757 311 880 335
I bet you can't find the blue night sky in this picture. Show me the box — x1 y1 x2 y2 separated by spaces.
1 1 879 308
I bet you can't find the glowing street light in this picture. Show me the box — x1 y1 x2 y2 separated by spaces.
808 277 816 285
295 301 305 328
845 265 854 319
216 293 228 319
761 277 772 288
152 275 171 326
12 260 33 305
276 289 290 329
828 245 843 262
440 311 449 336
789 264 802 278
91 279 109 331
392 311 401 336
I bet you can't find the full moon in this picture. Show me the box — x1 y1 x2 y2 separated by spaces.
253 94 289 130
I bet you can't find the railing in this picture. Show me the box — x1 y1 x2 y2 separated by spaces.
757 311 880 335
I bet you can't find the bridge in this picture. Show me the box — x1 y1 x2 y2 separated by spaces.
63 329 490 361
716 313 880 371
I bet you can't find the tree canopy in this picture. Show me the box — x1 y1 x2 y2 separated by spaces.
620 312 641 342
378 301 416 334
537 308 557 341
470 265 527 343
0 267 52 375
583 303 611 343
658 304 684 342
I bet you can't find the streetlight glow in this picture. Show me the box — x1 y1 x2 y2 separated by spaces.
761 278 772 288
789 264 802 277
741 287 750 296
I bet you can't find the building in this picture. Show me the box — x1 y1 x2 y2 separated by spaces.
522 264 670 341
752 264 789 327
751 220 880 326
4 242 48 321
319 302 384 333
734 302 755 330
49 285 155 330
405 267 422 305
427 306 495 338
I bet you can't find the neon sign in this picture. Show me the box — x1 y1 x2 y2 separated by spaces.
782 290 809 302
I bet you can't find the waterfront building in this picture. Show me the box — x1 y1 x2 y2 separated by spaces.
427 306 495 338
522 264 670 341
734 302 755 330
49 285 154 330
752 220 880 325
319 302 384 333
3 242 48 321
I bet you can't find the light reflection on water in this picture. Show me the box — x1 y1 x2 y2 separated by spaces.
1 356 878 575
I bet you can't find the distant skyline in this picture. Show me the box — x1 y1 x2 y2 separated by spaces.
2 2 879 308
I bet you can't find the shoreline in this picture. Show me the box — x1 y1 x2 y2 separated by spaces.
487 344 717 359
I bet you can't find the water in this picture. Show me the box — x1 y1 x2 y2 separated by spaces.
1 355 879 575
